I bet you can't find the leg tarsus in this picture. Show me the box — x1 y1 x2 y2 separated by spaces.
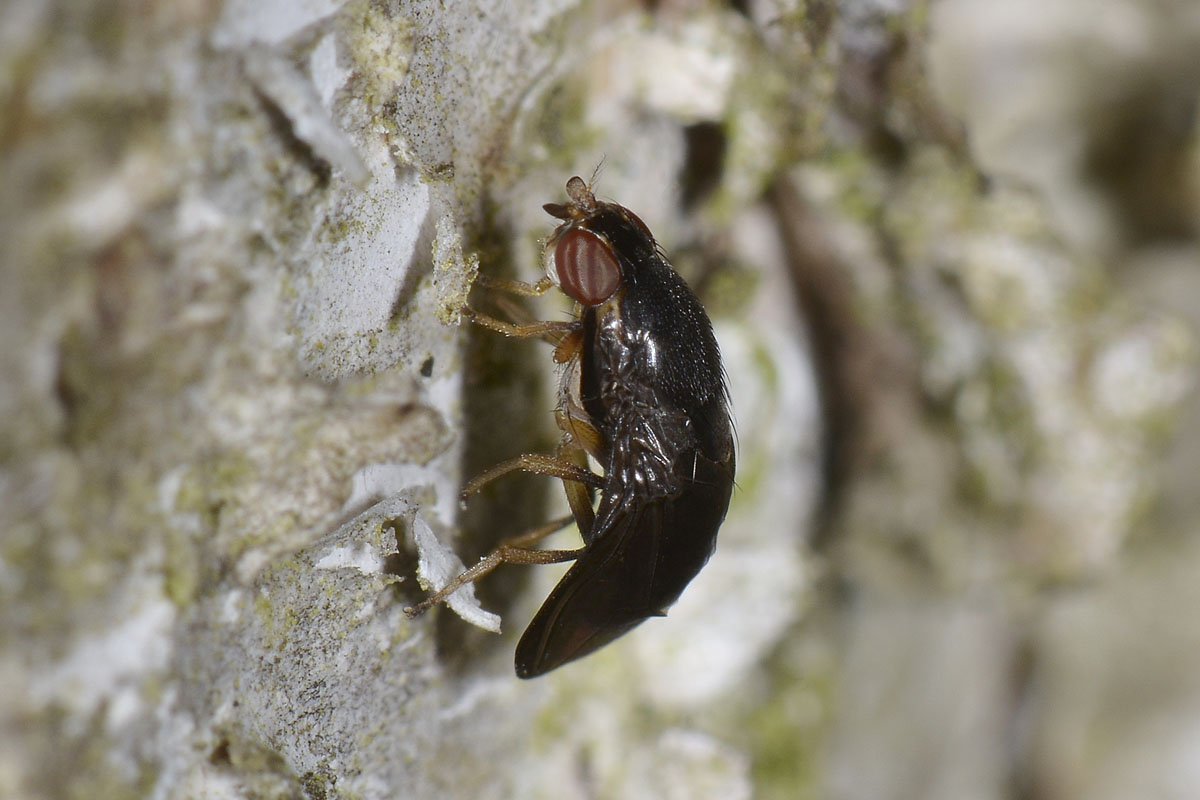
404 514 581 618
461 453 603 500
461 307 576 342
474 275 556 297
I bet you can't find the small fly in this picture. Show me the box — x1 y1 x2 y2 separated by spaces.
406 175 735 678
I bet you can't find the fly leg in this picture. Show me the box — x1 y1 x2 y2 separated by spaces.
460 452 603 500
460 436 599 538
474 274 556 297
405 445 599 617
461 273 573 345
411 274 598 620
403 514 582 618
461 307 576 343
465 270 587 364
553 442 596 539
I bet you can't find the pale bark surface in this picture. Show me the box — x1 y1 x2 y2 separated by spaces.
2 1 1198 799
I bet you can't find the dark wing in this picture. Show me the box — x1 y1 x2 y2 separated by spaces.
514 454 732 679
515 502 661 679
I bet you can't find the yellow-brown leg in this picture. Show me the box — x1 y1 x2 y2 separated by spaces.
421 272 600 620
552 441 596 538
460 452 603 501
474 274 556 296
403 514 580 617
461 307 576 343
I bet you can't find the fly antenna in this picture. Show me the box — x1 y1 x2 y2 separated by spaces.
588 156 607 190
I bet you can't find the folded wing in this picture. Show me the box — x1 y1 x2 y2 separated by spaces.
515 454 732 678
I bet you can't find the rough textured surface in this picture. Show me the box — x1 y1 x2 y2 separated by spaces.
2 0 1199 798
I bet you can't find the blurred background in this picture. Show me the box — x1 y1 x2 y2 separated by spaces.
2 0 1199 798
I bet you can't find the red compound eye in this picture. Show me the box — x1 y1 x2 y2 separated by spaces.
554 228 623 306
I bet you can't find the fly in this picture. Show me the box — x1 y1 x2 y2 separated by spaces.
405 175 735 678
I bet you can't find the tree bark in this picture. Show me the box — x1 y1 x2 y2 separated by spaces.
3 1 1199 798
